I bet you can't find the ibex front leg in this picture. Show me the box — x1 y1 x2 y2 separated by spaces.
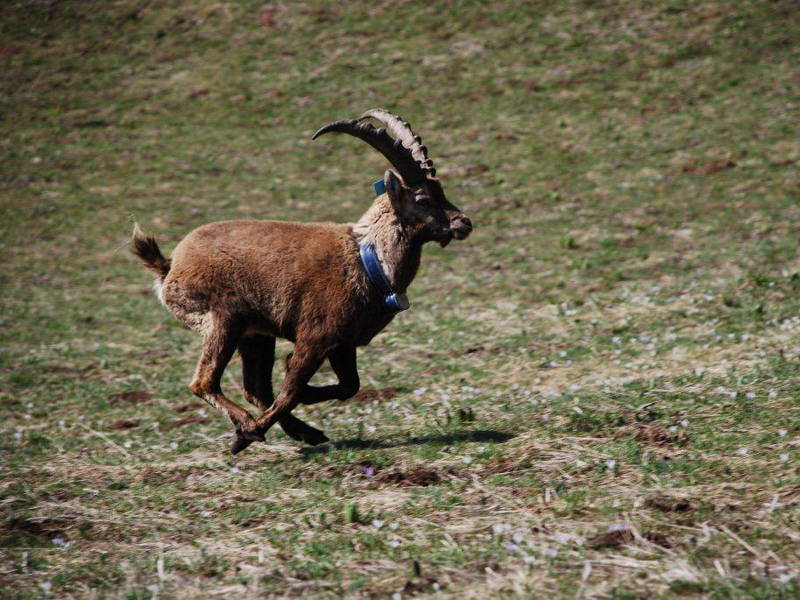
238 335 329 448
232 341 326 455
231 345 358 454
190 316 264 446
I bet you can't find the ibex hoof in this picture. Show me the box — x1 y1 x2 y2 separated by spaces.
230 424 266 455
230 435 253 456
303 429 329 446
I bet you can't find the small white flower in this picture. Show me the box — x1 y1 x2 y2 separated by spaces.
779 429 788 437
781 453 789 462
669 425 678 433
606 459 616 470
681 419 689 428
372 520 384 529
542 414 550 423
388 539 401 549
230 466 240 474
170 441 178 450
512 532 524 544
738 447 748 456
476 446 487 454
769 390 778 398
389 522 399 531
200 510 212 517
492 523 510 535
523 554 536 565
746 392 756 399
462 456 473 464
39 581 52 593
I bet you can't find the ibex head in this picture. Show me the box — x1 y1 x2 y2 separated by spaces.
313 109 473 247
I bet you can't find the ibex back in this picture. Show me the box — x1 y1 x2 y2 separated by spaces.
132 109 473 454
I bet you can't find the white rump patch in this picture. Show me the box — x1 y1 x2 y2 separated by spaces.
153 278 167 307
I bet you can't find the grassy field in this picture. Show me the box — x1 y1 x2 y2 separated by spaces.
2 0 800 597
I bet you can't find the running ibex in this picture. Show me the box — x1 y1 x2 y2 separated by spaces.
132 109 472 454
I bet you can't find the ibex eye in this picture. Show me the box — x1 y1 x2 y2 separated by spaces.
416 196 431 206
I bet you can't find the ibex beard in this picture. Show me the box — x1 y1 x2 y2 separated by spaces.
132 109 473 455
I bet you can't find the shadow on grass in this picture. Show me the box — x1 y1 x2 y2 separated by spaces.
300 429 515 456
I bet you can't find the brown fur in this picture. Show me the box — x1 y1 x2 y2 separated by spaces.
132 167 472 454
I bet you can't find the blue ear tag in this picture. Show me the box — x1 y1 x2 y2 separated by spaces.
373 179 386 196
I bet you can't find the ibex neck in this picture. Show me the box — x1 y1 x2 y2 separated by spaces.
353 198 422 294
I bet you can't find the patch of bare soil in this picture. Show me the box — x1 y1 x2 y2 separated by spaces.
1 516 69 545
108 418 140 430
107 390 152 405
451 344 491 357
172 402 197 413
645 495 696 513
345 461 464 487
587 528 671 549
613 424 688 446
375 465 463 487
350 388 398 403
403 577 442 594
681 159 736 175
49 363 101 380
159 416 209 431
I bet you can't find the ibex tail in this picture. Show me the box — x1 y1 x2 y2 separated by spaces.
131 224 171 280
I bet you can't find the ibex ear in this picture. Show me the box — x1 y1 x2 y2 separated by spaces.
383 169 405 206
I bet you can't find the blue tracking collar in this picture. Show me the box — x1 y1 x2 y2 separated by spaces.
358 177 409 314
359 242 410 314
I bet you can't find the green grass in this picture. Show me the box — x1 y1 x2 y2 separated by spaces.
2 0 800 597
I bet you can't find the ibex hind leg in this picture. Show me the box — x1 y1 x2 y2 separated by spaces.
189 314 264 447
238 335 329 448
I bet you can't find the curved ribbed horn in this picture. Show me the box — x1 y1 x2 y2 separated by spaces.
312 119 425 186
358 109 436 178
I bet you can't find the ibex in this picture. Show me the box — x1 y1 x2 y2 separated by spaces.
132 109 472 454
